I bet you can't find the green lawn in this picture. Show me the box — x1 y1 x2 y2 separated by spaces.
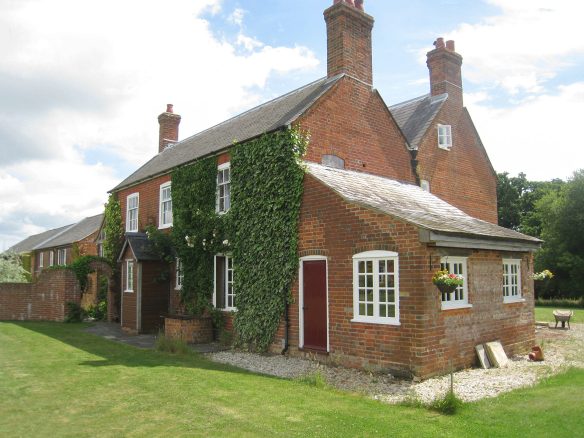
1 322 583 437
535 306 584 324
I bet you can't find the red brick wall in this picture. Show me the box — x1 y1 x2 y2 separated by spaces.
0 269 81 321
140 261 170 333
299 76 415 183
416 107 498 224
118 174 172 232
270 175 533 378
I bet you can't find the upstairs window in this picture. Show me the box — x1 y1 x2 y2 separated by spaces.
216 163 231 214
438 124 452 150
57 248 67 265
126 193 139 232
159 182 173 228
440 257 469 309
420 180 431 192
503 259 522 303
352 251 400 325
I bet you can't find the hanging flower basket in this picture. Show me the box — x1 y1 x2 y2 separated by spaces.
432 269 463 294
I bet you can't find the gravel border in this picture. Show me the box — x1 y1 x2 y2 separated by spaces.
206 324 584 404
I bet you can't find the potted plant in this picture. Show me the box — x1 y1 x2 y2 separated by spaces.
432 269 464 294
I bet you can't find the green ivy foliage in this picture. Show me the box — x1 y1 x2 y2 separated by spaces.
68 255 103 291
172 156 230 315
103 194 124 267
231 129 307 351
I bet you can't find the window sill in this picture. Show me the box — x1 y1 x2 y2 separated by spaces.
158 224 172 230
438 145 452 151
441 303 473 311
124 290 134 293
126 229 138 233
504 298 525 304
174 286 182 291
351 317 401 326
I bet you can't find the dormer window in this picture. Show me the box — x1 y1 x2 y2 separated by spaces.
216 163 231 214
438 124 452 150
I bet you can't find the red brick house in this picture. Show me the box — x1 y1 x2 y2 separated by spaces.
8 214 104 308
110 1 540 377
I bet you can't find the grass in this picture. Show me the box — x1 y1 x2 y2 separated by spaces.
535 306 584 324
1 322 584 437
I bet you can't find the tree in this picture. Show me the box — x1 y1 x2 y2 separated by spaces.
0 252 29 283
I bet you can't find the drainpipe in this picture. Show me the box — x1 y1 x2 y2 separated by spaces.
281 301 289 355
410 149 421 185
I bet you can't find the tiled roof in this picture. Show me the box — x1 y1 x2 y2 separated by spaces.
112 75 343 191
306 162 541 246
389 93 447 150
7 225 73 254
119 233 162 262
35 214 104 250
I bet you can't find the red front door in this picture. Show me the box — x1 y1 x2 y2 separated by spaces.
302 260 327 351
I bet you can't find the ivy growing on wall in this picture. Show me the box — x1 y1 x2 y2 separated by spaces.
172 156 230 315
231 129 307 351
103 194 124 268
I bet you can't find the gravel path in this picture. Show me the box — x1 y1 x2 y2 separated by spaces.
207 324 584 404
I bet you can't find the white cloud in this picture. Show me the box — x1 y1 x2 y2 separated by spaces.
444 0 584 95
0 0 319 249
467 82 584 181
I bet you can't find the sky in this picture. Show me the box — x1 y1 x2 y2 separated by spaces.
1 0 583 250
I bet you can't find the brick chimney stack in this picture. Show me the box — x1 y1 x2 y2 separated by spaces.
426 38 463 107
324 0 374 85
158 104 181 153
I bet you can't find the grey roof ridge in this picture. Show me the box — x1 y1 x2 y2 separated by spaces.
32 223 76 250
73 213 105 243
174 75 342 148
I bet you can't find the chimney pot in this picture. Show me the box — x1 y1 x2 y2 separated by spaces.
166 103 174 113
355 0 364 10
446 40 455 51
434 37 445 49
158 104 181 153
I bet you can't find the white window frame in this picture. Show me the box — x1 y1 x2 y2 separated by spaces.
159 182 173 229
175 258 183 290
216 162 231 214
503 259 523 303
213 254 235 311
126 193 139 232
440 257 471 310
438 124 452 150
57 248 67 266
49 251 54 267
352 251 400 326
39 252 44 268
420 180 431 192
125 259 134 293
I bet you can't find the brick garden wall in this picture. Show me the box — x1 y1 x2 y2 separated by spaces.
0 269 81 322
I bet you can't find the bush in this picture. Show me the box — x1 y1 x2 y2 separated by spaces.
430 390 463 415
64 302 84 323
535 297 584 308
86 300 107 320
155 334 190 355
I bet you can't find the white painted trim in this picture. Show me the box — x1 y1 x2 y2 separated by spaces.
503 258 522 303
39 252 44 268
126 193 139 232
437 124 452 150
213 254 235 310
174 257 183 290
216 162 231 214
440 256 469 310
299 256 329 352
158 182 172 229
352 252 400 325
124 259 134 293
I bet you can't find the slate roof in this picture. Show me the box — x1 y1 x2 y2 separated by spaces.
389 93 447 150
305 162 541 246
7 225 73 254
112 74 344 191
118 233 162 262
35 214 104 250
